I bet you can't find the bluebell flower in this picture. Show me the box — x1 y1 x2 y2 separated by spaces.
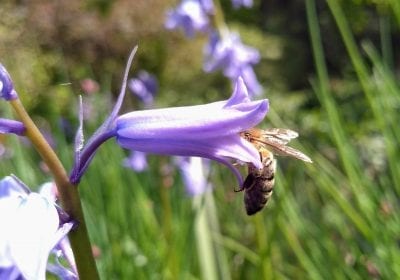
0 175 75 280
165 0 210 37
0 118 25 136
70 48 268 185
176 157 211 196
203 32 262 96
128 71 158 108
232 0 253 9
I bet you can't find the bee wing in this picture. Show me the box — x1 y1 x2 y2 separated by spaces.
254 137 313 163
261 128 299 145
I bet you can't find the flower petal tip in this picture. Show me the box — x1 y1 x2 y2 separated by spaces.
0 64 18 101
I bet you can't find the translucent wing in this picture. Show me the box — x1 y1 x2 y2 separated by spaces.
249 128 312 163
261 128 299 145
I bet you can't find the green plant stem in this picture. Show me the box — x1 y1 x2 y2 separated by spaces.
10 98 99 279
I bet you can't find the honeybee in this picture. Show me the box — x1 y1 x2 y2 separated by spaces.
236 128 312 215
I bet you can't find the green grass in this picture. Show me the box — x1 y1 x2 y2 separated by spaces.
1 0 400 279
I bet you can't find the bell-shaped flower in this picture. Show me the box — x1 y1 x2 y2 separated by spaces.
165 0 210 37
115 77 268 184
69 49 267 185
0 175 75 280
0 63 18 101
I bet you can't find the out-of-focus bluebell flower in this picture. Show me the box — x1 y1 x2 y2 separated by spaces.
176 157 211 196
0 63 18 101
204 32 262 96
231 0 253 9
165 0 210 37
199 0 214 14
128 71 158 108
123 151 149 172
115 77 268 184
0 119 25 136
0 175 75 280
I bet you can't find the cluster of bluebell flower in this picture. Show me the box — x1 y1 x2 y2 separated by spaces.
0 39 268 277
165 0 262 96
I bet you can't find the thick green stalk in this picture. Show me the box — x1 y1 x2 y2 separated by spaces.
10 98 99 279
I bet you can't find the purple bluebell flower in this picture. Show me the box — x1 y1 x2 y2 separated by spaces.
176 157 211 196
115 77 268 184
0 175 75 280
69 48 267 185
165 0 210 37
128 71 158 108
0 63 18 101
232 0 253 9
123 151 149 172
204 31 262 96
0 118 25 136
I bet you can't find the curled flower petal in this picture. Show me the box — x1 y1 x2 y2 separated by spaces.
0 64 18 100
115 77 268 182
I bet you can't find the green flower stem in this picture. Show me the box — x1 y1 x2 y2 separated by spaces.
210 0 228 34
10 98 99 279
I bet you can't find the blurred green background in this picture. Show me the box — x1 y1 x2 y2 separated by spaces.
1 0 400 279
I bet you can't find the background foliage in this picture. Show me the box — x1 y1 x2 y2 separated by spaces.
1 0 399 279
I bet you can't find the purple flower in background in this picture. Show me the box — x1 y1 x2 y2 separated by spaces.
123 151 149 172
232 0 253 9
0 63 18 101
199 0 214 14
128 71 158 108
0 175 75 280
165 0 210 37
204 32 262 96
236 66 262 97
176 157 211 196
115 77 268 184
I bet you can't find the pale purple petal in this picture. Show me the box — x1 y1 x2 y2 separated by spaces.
8 193 59 280
0 175 29 198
